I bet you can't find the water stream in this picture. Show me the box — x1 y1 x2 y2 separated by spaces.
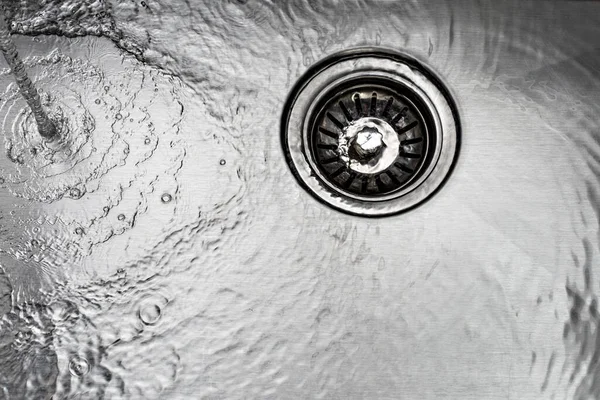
0 10 56 139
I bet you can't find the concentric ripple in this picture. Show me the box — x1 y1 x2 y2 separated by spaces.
0 49 124 201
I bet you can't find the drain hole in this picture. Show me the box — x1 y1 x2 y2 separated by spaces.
282 48 460 216
311 81 430 197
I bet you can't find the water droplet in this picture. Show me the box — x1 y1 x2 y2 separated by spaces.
75 227 85 235
69 188 82 199
219 159 226 166
161 193 172 203
94 99 101 105
138 303 161 325
68 356 90 377
115 113 122 120
117 214 126 221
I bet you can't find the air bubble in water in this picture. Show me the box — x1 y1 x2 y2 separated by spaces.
75 227 85 235
144 137 151 145
69 188 82 198
68 356 90 377
219 159 226 165
161 193 172 203
138 303 161 325
117 214 126 221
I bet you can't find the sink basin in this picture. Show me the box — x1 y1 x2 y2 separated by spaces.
0 0 600 398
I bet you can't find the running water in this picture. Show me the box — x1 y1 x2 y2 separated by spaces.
0 9 56 139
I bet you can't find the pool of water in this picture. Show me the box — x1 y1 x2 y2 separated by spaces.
1 0 600 398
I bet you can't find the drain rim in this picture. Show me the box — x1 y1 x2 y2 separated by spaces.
281 47 460 217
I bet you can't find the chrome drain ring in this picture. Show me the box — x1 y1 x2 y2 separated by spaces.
282 48 460 217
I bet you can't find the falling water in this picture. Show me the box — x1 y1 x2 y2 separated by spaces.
0 9 56 139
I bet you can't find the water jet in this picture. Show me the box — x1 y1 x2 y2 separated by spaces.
0 9 57 139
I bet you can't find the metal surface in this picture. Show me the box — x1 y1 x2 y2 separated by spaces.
0 1 600 399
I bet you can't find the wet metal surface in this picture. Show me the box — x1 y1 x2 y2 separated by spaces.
0 0 600 398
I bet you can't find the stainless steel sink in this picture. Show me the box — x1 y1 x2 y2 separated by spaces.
0 0 599 398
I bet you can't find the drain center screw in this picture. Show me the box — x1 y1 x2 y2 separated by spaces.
338 117 400 175
349 128 384 162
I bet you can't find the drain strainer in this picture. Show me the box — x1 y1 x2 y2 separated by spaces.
282 48 460 217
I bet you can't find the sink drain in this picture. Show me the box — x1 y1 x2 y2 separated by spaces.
282 48 460 216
